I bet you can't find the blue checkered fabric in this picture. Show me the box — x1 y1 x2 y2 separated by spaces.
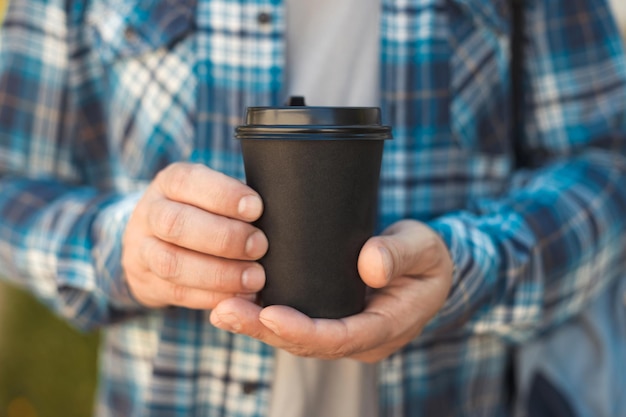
1 0 625 415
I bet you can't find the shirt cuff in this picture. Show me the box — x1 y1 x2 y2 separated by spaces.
92 191 145 311
425 215 500 332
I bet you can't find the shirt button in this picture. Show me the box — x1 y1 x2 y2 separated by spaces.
257 11 272 25
124 27 138 43
242 381 261 395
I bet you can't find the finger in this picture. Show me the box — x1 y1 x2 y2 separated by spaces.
156 162 263 222
147 198 268 260
140 237 266 293
211 300 391 360
358 220 448 288
210 297 276 339
210 301 313 354
162 282 257 310
130 271 257 309
259 306 391 359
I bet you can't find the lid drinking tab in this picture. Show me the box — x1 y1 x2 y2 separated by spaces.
287 96 306 106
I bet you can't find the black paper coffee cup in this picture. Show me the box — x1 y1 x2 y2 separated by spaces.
236 98 392 319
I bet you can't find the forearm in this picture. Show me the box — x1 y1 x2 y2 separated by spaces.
0 176 145 330
427 147 626 343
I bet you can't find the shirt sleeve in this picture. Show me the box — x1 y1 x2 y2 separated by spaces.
426 0 626 344
0 0 146 330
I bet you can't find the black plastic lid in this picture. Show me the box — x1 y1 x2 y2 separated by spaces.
236 97 392 140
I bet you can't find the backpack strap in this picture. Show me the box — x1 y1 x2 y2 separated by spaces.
511 0 527 168
505 0 525 406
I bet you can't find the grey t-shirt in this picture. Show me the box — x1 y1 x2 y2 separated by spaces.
269 1 381 416
284 0 380 107
269 351 379 417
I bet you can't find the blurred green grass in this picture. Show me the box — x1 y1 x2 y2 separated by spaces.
0 282 100 417
0 1 99 417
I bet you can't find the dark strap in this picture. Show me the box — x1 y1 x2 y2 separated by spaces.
511 0 527 168
506 0 525 408
528 372 579 417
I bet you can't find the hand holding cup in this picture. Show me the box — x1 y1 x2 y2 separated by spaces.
210 220 454 362
122 162 268 309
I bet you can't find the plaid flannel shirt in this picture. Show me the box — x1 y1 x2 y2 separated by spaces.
1 0 626 415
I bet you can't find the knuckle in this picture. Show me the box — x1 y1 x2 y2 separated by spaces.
191 292 218 310
171 282 188 304
247 326 268 340
153 201 187 239
209 178 235 210
424 232 441 256
326 341 354 359
213 226 240 255
123 269 157 307
210 264 232 292
160 163 201 197
423 233 446 270
151 245 182 280
383 238 403 278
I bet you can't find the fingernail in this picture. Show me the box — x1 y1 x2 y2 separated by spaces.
242 266 265 291
238 195 263 221
215 313 242 332
259 316 280 335
236 293 258 303
245 231 268 258
378 246 392 282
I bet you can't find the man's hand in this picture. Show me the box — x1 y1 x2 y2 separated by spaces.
122 163 268 309
210 220 453 363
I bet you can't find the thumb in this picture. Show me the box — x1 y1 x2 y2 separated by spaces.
358 220 450 289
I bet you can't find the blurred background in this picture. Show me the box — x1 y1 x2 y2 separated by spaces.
0 1 625 416
0 1 100 416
